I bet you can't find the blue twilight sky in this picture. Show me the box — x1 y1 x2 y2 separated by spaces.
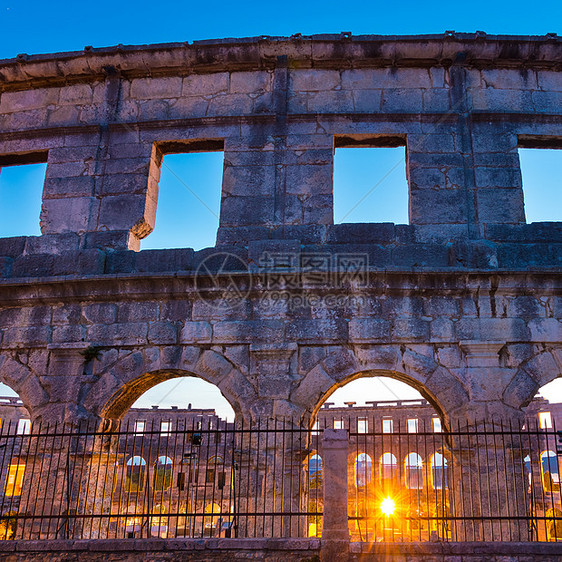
0 0 561 415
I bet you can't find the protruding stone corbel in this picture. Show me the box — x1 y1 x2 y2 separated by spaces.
250 343 298 399
45 342 93 401
460 341 505 367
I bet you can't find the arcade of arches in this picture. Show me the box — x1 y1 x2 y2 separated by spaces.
0 32 561 557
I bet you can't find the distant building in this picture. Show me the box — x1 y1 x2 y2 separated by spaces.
0 396 560 540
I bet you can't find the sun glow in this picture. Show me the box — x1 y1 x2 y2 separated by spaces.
380 497 396 516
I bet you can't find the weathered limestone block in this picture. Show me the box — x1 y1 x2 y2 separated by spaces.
180 321 212 343
40 197 99 234
291 364 336 412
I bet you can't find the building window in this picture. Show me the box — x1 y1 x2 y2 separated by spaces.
524 455 532 490
432 417 442 433
333 419 344 430
333 140 408 224
539 411 553 429
308 454 323 489
382 419 393 434
380 453 397 484
355 453 373 488
407 418 418 434
431 453 448 489
125 456 147 492
125 505 142 538
357 418 368 434
541 450 560 492
160 420 172 435
134 420 146 434
188 468 199 484
206 468 216 483
203 502 221 535
150 504 168 538
4 459 25 497
141 147 224 251
518 146 562 223
16 419 31 435
0 158 46 238
311 420 320 436
153 456 173 491
405 453 424 490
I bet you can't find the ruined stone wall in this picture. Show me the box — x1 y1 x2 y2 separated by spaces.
1 537 562 561
0 34 560 429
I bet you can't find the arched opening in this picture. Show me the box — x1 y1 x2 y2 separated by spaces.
101 371 237 425
308 453 323 489
0 382 31 431
150 504 168 538
0 381 33 526
430 453 448 490
153 456 173 491
99 374 238 539
379 453 398 486
520 377 562 541
404 453 423 490
355 453 373 488
311 373 448 542
4 458 25 497
310 371 447 431
203 502 221 537
540 451 560 493
306 452 323 538
125 456 146 493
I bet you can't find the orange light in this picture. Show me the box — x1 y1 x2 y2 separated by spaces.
380 497 395 516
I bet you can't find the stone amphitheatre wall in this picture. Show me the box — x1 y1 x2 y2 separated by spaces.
0 33 560 429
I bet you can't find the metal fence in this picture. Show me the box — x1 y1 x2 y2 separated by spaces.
0 418 560 542
342 417 562 543
0 419 315 540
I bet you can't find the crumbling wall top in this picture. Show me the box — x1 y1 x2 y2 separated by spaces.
1 33 562 90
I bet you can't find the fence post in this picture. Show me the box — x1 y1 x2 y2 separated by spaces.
321 428 349 561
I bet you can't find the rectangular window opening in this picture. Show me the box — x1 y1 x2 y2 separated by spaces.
333 419 344 430
432 417 442 433
518 142 562 223
382 418 393 434
539 411 553 429
0 155 47 238
334 137 408 225
16 418 31 435
407 418 419 434
357 418 368 434
160 420 172 435
311 420 320 436
141 142 224 251
134 420 146 434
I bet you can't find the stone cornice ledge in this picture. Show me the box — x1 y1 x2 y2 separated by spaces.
1 33 561 91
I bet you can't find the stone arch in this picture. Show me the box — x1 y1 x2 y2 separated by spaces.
291 345 468 429
81 346 258 427
0 352 46 421
503 346 562 411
